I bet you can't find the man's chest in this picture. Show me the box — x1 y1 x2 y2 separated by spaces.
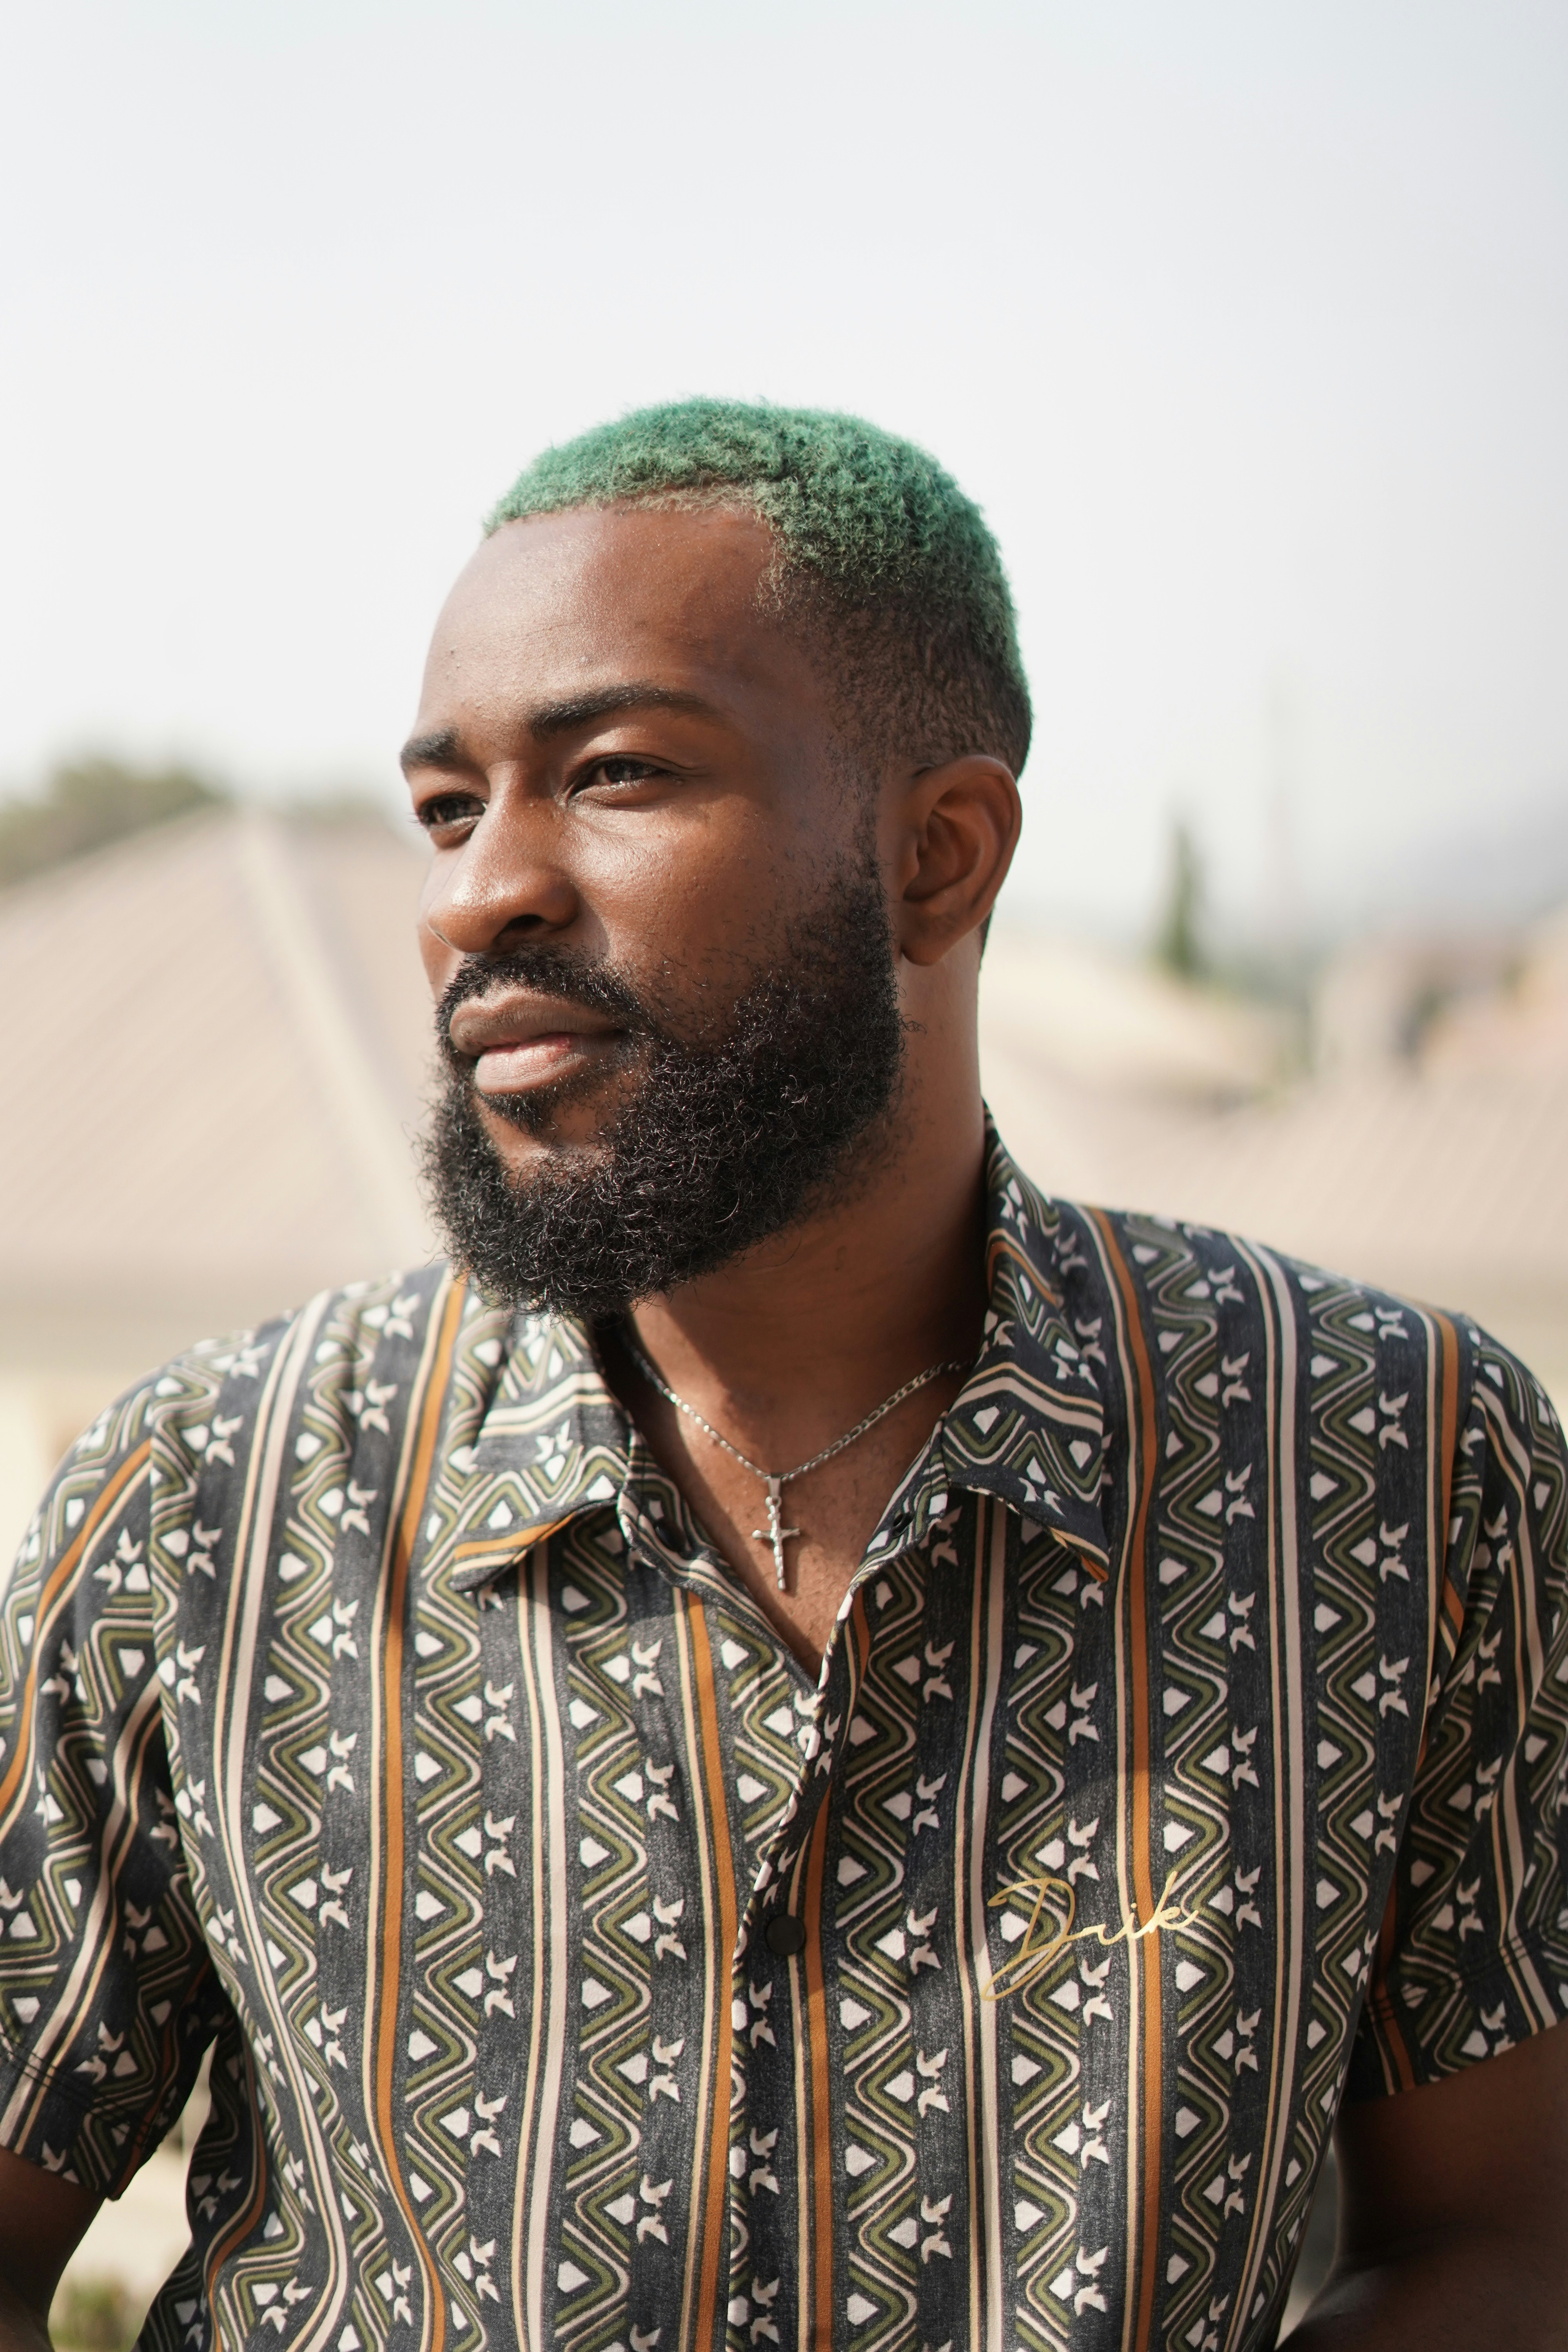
162 1484 1433 2352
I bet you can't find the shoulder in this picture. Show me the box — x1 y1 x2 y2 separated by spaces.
145 1262 471 1472
1016 1171 1480 1385
1008 1166 1530 1484
13 1266 466 1576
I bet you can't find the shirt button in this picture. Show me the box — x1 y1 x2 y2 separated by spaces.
764 1913 807 1956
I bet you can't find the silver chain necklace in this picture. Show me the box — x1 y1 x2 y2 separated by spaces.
620 1330 968 1592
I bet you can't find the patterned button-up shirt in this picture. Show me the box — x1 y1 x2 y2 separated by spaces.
3 1127 1567 2352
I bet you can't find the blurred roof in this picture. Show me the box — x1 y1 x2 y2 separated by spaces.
1109 1065 1568 1385
0 805 436 1372
982 914 1568 1394
979 928 1291 1105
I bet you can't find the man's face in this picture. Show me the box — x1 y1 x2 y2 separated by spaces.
405 503 907 1314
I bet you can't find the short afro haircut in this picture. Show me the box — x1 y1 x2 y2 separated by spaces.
486 399 1031 779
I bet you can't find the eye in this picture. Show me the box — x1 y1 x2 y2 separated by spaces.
583 757 666 789
416 791 484 836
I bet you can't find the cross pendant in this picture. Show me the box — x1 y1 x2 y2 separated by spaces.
751 1476 802 1593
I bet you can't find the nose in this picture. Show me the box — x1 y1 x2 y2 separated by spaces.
419 794 580 962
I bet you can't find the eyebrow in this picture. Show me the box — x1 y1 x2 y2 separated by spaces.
398 684 724 775
399 727 463 774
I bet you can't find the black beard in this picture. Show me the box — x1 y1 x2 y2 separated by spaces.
419 856 906 1318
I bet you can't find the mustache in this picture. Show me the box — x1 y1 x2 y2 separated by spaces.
434 946 661 1063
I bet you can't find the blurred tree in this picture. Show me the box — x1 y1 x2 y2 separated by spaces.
49 2275 142 2351
1155 816 1206 981
0 756 227 889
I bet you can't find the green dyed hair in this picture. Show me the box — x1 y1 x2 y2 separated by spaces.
486 399 1031 776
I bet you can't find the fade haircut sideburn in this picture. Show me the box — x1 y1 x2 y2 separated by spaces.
486 399 1031 779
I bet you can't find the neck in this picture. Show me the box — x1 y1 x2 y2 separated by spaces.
608 977 991 1668
625 1053 990 1453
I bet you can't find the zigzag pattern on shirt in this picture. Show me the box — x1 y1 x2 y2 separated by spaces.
996 1521 1103 2352
1376 1334 1568 2080
717 1588 817 2350
0 1366 222 2196
786 1550 926 2352
179 1273 454 2352
1123 1216 1241 2352
1291 1276 1392 2181
547 1527 663 2351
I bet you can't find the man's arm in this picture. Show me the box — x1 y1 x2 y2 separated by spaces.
0 2149 102 2351
1285 2023 1568 2348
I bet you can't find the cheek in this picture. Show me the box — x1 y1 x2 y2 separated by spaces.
583 806 838 971
575 820 767 964
635 866 777 985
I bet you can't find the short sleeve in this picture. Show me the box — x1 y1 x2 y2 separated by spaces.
0 1382 225 2194
1349 1328 1568 2096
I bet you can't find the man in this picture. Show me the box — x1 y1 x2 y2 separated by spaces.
0 401 1564 2352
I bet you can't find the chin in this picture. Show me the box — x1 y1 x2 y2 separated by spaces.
474 1077 621 1157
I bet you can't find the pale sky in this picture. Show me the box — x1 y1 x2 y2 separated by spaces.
4 2 1565 937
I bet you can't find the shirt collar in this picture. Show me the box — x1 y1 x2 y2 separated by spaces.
867 1116 1111 1576
437 1114 1110 1596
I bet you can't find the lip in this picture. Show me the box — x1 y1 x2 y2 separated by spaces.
448 991 623 1094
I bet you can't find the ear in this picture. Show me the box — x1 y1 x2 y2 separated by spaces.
888 755 1022 966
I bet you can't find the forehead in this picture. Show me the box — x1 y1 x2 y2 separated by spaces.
416 503 823 737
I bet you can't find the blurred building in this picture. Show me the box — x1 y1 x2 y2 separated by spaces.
0 804 435 1559
976 925 1294 1203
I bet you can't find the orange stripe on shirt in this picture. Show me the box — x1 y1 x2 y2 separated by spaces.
204 2040 274 2352
372 1276 466 2352
802 1798 836 2351
0 1440 150 1826
684 1598 742 2351
1087 1210 1164 2352
985 1230 1063 1304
